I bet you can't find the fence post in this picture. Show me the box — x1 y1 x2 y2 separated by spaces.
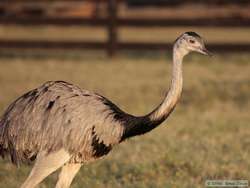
107 0 118 57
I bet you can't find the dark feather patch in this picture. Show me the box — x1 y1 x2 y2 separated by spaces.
8 141 19 166
43 87 49 92
97 96 128 122
82 94 90 97
91 127 112 158
95 94 152 141
0 145 7 159
184 31 201 38
22 89 38 100
121 105 176 141
47 101 55 110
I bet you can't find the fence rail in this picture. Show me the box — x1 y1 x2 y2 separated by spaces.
0 0 250 56
2 39 250 52
1 17 250 27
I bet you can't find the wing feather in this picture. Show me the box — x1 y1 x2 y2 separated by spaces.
0 81 126 164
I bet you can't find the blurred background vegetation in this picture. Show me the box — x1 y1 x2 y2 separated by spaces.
0 0 249 187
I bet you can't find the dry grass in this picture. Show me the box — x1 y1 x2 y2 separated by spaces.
0 51 249 188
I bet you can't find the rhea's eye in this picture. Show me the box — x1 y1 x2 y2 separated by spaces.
189 39 195 44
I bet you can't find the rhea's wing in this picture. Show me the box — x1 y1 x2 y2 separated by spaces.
0 81 128 164
0 81 85 162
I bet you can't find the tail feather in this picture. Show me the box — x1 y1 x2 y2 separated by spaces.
0 141 4 158
8 142 20 166
0 118 24 167
0 118 5 159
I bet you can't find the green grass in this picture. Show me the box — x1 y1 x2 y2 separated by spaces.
0 51 249 188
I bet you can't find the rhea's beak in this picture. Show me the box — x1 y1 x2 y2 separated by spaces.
198 47 212 57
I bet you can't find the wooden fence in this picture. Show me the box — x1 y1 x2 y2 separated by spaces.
0 0 250 56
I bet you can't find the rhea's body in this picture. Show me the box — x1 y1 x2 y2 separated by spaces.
0 32 210 188
0 81 131 164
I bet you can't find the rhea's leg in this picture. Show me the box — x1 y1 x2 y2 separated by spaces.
55 163 82 188
20 149 71 188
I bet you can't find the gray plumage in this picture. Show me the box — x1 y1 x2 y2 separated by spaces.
0 31 210 188
0 81 127 164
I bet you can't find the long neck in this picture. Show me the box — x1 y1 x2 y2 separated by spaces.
121 46 184 140
147 47 184 124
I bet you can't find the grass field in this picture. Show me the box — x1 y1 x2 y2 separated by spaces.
0 51 249 188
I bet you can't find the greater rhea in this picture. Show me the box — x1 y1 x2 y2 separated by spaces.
0 32 210 188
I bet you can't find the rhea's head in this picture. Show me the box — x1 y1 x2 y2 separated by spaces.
174 31 211 57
